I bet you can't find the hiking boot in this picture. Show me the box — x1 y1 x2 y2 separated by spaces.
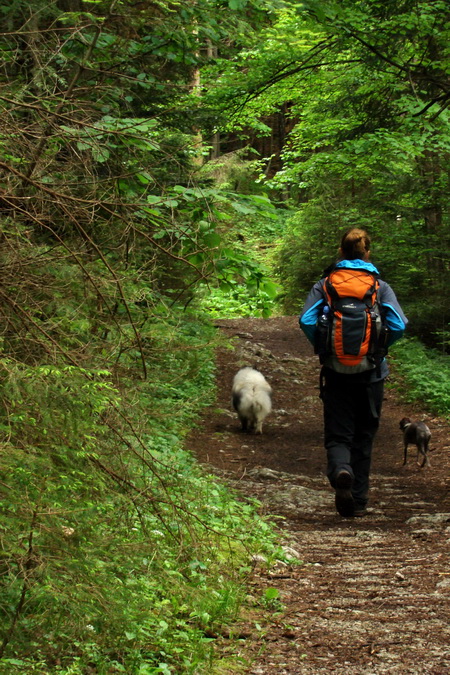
335 470 355 517
354 500 368 517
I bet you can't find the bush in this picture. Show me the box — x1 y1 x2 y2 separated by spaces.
389 338 450 418
0 313 280 674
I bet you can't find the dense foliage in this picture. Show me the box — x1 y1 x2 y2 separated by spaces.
0 315 281 674
0 1 282 672
0 0 449 671
201 0 450 349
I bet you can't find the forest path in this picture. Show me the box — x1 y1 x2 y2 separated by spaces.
187 316 450 675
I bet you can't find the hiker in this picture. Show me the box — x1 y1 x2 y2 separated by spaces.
299 228 407 517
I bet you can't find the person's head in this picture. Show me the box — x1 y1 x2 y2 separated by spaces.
339 228 371 261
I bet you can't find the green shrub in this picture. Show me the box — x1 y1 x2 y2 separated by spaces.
389 338 450 418
0 314 280 674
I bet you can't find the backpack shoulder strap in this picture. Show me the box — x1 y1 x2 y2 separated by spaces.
323 275 339 304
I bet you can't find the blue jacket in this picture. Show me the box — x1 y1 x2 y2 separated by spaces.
299 259 408 377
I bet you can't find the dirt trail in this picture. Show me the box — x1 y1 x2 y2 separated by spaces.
187 316 450 675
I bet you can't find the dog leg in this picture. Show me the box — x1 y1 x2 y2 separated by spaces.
420 443 430 468
425 438 431 467
417 443 429 468
403 443 408 465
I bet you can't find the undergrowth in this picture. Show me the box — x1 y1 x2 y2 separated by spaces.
194 210 287 319
389 337 450 418
0 311 281 675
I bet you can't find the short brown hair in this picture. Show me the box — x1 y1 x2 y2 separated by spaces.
340 228 371 260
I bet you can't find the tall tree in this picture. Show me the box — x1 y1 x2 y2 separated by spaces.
200 0 450 342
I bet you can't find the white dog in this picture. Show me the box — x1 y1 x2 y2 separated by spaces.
231 367 272 434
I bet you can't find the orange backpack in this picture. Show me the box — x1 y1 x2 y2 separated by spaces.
320 268 384 374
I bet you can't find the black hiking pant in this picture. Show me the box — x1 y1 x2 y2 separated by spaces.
321 367 384 510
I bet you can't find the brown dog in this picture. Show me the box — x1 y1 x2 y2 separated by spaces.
399 417 431 468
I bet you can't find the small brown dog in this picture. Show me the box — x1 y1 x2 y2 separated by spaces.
399 417 432 468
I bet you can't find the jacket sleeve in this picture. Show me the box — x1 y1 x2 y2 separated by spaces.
299 280 327 346
378 281 408 347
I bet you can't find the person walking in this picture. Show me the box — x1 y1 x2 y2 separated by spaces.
299 228 407 517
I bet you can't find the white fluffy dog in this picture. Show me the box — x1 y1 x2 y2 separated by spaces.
231 367 272 434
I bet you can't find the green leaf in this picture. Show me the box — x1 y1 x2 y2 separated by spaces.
203 232 221 247
230 201 256 215
261 280 279 299
136 172 153 184
92 146 110 163
264 587 280 600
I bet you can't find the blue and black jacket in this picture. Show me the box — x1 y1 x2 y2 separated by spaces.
299 259 408 379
